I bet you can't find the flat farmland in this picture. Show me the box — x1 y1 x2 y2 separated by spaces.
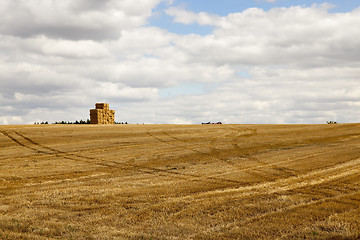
0 124 359 239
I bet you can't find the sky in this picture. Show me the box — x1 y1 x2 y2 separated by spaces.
0 0 360 124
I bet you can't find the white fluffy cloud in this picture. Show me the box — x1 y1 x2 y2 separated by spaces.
0 1 359 124
168 5 360 67
165 6 221 25
0 0 164 40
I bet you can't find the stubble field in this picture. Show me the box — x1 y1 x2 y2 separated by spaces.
0 123 359 239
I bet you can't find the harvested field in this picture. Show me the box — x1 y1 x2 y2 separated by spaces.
0 123 359 239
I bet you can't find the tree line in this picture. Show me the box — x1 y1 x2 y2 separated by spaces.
34 120 128 125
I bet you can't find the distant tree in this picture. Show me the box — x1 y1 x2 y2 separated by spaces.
52 119 92 124
114 121 128 124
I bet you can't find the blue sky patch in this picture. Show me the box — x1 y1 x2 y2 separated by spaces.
149 0 359 36
170 0 360 14
237 70 251 79
148 15 214 35
149 3 214 35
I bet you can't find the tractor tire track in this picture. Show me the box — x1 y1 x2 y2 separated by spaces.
163 157 360 233
1 130 241 189
214 188 360 237
228 128 301 177
194 156 360 199
146 128 254 165
5 129 358 196
146 128 299 184
226 127 358 178
0 131 50 154
146 130 248 185
0 130 150 178
237 181 360 231
134 158 360 237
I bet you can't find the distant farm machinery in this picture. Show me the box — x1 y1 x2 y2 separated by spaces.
202 122 222 125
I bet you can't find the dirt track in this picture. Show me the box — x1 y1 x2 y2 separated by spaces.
0 124 359 239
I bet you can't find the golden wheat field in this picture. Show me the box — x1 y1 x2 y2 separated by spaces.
0 123 359 239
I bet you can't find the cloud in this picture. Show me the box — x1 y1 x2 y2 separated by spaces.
165 6 221 25
41 39 111 59
89 82 159 102
0 0 164 40
0 2 359 124
169 5 360 68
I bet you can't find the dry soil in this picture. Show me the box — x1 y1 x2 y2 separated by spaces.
0 124 359 239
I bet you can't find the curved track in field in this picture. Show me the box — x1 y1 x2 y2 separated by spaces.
1 124 360 240
0 130 243 187
2 126 360 193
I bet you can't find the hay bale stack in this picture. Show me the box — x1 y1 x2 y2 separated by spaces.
95 103 109 110
90 103 115 124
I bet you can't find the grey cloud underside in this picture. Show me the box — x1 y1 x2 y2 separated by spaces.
7 26 122 41
0 0 157 41
71 0 113 11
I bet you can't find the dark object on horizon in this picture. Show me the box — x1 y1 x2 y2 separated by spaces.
115 121 128 124
202 122 222 124
53 119 90 124
326 121 337 124
34 121 48 125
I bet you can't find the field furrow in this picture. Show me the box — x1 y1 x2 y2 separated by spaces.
0 124 359 239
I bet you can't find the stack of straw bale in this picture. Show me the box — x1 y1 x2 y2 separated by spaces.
90 103 115 124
